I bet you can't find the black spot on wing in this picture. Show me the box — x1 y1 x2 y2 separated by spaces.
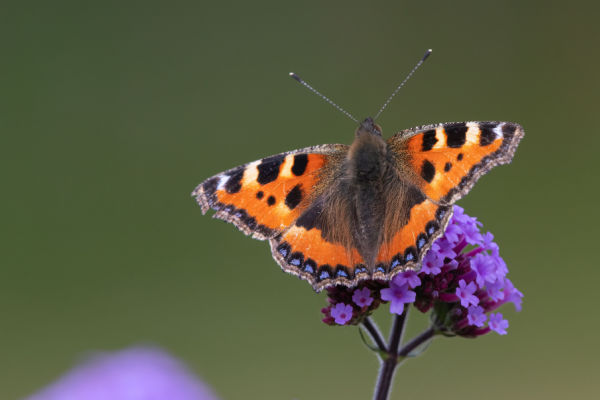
202 177 218 195
256 191 264 199
233 208 257 230
255 224 273 238
296 201 323 231
317 265 333 281
225 169 244 194
421 129 438 151
285 184 303 210
502 123 516 139
445 123 468 148
334 264 351 278
303 258 316 274
444 162 452 172
416 233 427 250
436 206 450 221
479 123 498 146
398 185 427 227
354 264 368 274
257 155 285 185
267 195 276 206
277 242 291 258
404 246 418 262
390 254 403 270
405 185 426 208
457 153 464 161
374 263 387 273
291 154 308 176
425 220 439 236
421 160 436 183
288 252 304 267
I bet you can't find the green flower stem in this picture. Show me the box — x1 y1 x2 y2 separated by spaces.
361 317 388 353
398 327 436 357
373 311 407 400
371 312 438 400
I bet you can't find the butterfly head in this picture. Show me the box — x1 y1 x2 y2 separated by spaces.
348 117 388 184
356 117 382 138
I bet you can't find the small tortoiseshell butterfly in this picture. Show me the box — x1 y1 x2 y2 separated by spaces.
193 55 523 292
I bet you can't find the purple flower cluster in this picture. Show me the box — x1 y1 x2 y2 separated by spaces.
322 281 387 326
321 206 523 337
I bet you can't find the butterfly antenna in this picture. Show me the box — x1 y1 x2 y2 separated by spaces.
289 72 358 123
374 49 433 120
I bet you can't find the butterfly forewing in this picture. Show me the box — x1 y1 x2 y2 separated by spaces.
389 121 524 204
193 144 348 240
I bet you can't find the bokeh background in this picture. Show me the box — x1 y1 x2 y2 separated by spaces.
2 0 598 399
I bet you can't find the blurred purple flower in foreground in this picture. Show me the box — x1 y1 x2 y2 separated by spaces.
322 206 523 338
25 347 219 400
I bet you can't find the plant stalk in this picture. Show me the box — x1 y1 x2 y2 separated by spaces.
371 313 437 400
373 311 407 400
362 317 388 353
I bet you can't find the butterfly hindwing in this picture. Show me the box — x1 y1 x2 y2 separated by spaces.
389 121 524 204
375 199 453 275
193 144 348 240
271 223 367 292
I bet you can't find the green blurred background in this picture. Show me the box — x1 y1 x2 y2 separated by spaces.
2 0 598 398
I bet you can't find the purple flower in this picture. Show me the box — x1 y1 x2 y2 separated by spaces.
381 282 416 315
441 222 462 245
482 232 499 256
451 206 483 245
330 302 353 325
494 256 509 280
352 287 374 307
502 278 524 312
421 250 444 275
488 313 509 335
467 306 487 327
471 253 497 288
393 270 421 288
432 238 457 260
486 279 504 302
25 347 219 400
456 279 479 308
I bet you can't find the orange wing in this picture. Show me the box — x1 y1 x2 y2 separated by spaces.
193 144 347 240
395 121 524 204
373 121 523 279
270 222 367 292
375 199 453 278
269 193 450 292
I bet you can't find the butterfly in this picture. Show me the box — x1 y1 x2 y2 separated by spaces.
193 117 523 292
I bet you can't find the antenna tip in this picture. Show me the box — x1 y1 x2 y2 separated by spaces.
289 72 302 82
422 49 433 61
